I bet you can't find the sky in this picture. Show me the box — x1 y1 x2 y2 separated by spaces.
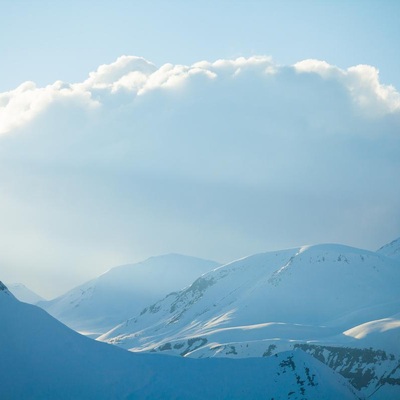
1 0 400 298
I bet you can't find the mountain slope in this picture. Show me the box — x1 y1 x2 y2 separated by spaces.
6 282 45 304
39 254 218 336
343 312 400 354
100 243 400 399
101 244 400 351
377 237 400 261
0 282 361 400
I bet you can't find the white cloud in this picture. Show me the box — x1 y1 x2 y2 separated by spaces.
346 65 400 114
81 55 156 89
0 80 98 134
294 59 400 116
294 59 341 78
6 56 400 138
2 56 399 136
0 55 399 296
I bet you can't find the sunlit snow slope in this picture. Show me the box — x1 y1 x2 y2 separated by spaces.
101 244 399 350
0 282 361 400
39 254 218 336
100 242 400 399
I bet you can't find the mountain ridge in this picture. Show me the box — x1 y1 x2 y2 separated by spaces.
6 282 45 304
99 241 400 399
101 243 400 347
377 237 400 261
0 284 362 399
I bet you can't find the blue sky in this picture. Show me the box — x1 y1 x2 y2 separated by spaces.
1 0 400 90
1 1 399 297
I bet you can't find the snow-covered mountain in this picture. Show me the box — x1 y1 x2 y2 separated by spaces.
377 237 400 261
6 282 45 304
101 244 400 349
0 281 362 400
39 254 219 336
100 243 400 399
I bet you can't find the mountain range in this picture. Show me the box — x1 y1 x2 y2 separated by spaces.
4 237 399 398
98 241 400 399
0 282 362 399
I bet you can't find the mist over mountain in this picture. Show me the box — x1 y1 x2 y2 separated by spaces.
39 254 218 336
6 282 45 304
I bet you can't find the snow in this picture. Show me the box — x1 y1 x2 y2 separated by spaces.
343 314 400 354
99 242 400 399
0 282 361 400
100 243 400 354
3 238 399 399
38 254 219 336
6 282 45 304
377 237 400 261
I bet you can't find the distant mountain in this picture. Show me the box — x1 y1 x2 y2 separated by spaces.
377 237 400 261
100 243 400 399
0 281 361 400
6 282 45 304
39 254 219 336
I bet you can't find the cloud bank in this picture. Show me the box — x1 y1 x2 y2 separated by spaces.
1 55 399 136
1 56 399 297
